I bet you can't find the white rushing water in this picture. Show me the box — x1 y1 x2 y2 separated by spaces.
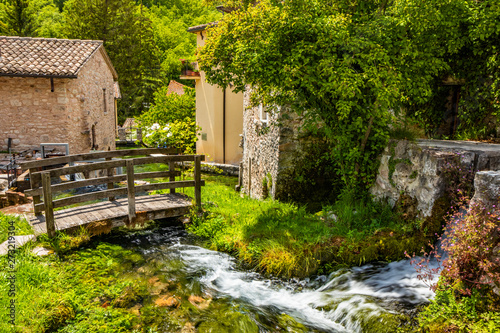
167 243 441 333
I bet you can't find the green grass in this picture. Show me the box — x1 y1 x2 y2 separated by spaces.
0 213 33 243
183 174 429 277
0 242 144 333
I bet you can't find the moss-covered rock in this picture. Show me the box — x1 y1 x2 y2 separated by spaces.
197 311 259 333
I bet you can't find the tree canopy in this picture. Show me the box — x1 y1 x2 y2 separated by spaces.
198 0 500 190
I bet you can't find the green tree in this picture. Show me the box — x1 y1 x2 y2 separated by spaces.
198 0 403 190
198 0 499 189
145 0 220 84
0 0 64 38
0 0 35 36
63 0 163 122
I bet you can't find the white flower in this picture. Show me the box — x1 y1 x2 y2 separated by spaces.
166 132 172 138
151 123 160 130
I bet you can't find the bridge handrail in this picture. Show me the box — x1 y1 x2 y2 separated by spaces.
19 147 180 170
25 149 204 238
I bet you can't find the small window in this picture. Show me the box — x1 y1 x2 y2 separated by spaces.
259 104 268 124
103 88 107 114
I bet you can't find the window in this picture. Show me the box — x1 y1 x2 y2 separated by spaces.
103 88 107 114
259 104 268 124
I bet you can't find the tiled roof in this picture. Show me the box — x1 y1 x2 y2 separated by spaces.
167 80 186 96
187 22 217 33
0 36 103 78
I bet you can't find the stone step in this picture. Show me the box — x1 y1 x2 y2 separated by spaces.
0 234 36 255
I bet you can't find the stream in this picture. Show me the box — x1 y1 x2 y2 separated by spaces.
102 223 440 333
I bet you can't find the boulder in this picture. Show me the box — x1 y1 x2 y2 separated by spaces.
470 170 500 211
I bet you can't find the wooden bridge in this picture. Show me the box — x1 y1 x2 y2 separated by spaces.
19 148 205 238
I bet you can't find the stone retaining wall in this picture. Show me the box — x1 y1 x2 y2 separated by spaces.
371 139 500 218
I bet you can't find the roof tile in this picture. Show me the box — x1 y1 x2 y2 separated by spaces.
0 36 102 78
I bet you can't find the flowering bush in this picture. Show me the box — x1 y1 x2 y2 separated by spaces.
142 119 200 153
440 203 500 295
409 154 500 296
137 84 200 153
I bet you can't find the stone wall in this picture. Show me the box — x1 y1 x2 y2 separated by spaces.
0 48 116 154
66 49 117 153
240 90 336 205
240 89 281 199
371 139 500 218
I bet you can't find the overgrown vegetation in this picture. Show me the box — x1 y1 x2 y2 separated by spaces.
199 0 500 193
402 157 500 332
136 85 199 153
186 175 430 277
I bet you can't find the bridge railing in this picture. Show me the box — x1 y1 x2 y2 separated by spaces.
20 148 205 237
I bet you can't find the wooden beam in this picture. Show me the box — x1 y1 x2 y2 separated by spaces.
25 171 182 197
169 161 176 194
41 172 55 238
29 168 42 215
135 180 205 193
26 174 127 197
126 160 136 225
30 155 205 180
31 159 125 181
35 187 128 210
106 157 115 201
20 147 180 170
194 155 202 212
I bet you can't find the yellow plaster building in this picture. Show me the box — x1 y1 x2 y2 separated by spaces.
183 24 244 165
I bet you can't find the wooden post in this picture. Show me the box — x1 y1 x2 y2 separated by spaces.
41 172 55 238
126 160 136 224
29 168 42 215
194 155 202 212
169 160 176 194
106 157 115 201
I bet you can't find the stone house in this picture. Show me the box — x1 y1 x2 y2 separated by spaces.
0 36 120 154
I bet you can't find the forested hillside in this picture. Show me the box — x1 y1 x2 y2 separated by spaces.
0 0 220 122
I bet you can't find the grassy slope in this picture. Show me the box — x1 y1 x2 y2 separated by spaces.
184 174 431 277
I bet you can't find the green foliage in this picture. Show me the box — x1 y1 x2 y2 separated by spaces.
198 0 500 193
0 0 35 36
323 189 406 239
0 0 64 37
439 203 500 296
63 0 163 121
199 0 402 191
419 288 500 332
146 1 220 83
137 85 200 152
0 242 142 332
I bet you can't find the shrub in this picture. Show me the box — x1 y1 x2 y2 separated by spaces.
440 203 500 296
137 84 200 153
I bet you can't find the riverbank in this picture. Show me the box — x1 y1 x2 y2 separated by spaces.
0 215 428 333
186 174 438 278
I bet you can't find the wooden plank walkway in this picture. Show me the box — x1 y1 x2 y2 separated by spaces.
29 193 192 236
